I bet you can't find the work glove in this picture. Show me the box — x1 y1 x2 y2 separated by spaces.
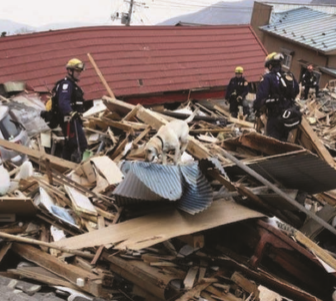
69 111 81 121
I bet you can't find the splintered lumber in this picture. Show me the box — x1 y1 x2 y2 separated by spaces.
11 243 106 297
0 232 93 259
220 149 336 237
184 266 199 289
106 255 177 300
298 117 335 167
231 272 259 299
53 201 264 251
0 197 37 216
0 139 77 171
176 282 214 301
217 255 322 301
276 221 336 271
9 266 80 290
87 53 116 99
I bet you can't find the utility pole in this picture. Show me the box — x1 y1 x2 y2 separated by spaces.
126 0 134 26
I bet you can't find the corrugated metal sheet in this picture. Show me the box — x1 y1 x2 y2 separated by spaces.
0 25 267 101
200 157 228 178
178 163 213 215
113 172 166 205
115 162 182 204
261 7 336 53
115 161 213 214
225 151 336 195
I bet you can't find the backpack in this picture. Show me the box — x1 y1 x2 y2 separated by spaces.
271 71 302 129
277 71 296 100
280 105 302 130
40 80 63 129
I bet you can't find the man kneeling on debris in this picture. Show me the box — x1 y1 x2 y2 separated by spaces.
253 52 302 142
41 58 88 162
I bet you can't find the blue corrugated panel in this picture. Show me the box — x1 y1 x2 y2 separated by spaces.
114 171 165 205
119 161 182 201
114 161 213 214
178 163 213 215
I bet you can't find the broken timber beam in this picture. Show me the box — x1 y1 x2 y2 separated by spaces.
298 117 335 167
11 243 106 297
0 139 77 171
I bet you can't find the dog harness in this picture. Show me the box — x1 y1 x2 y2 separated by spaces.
156 135 164 149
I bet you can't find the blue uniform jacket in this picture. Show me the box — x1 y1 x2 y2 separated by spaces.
55 76 84 116
254 67 299 112
226 76 249 99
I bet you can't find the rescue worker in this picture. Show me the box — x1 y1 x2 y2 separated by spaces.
56 58 88 162
225 66 249 118
301 64 319 99
253 52 301 142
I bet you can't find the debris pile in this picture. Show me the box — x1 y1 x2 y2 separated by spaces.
0 92 334 301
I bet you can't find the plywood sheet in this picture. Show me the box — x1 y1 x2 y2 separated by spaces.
54 201 264 250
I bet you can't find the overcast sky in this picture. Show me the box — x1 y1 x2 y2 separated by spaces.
0 0 243 27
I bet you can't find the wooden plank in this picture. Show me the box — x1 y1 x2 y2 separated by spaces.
98 216 105 230
0 197 37 216
91 245 105 265
9 267 79 290
298 117 335 167
123 104 142 121
11 243 105 297
231 272 259 299
54 201 264 251
0 139 77 171
90 156 124 185
87 53 116 99
183 266 198 289
175 282 213 301
133 126 151 145
0 242 11 263
106 255 177 300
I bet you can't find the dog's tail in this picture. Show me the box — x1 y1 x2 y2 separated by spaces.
184 108 199 123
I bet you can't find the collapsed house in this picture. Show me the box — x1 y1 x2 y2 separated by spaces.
0 85 333 300
0 24 335 301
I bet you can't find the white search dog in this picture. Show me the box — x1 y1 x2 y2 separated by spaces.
144 109 198 164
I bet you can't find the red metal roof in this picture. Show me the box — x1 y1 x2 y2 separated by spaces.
0 25 267 101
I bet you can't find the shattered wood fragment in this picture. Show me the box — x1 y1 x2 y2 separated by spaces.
175 282 213 301
184 266 199 289
133 125 151 145
0 139 77 171
11 243 106 297
298 117 335 167
91 245 105 265
9 266 80 290
110 134 130 160
231 272 259 299
0 243 11 263
105 255 176 300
